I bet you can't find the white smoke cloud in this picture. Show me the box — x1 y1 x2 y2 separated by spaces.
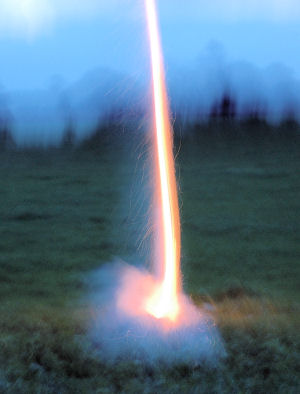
87 262 225 365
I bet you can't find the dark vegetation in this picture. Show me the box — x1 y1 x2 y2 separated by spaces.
0 122 15 152
0 117 299 393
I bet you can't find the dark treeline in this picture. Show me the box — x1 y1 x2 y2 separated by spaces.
0 93 299 152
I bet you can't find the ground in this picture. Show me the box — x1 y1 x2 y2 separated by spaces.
0 132 299 393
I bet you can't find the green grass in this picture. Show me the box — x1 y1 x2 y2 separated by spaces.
0 136 299 393
179 139 300 302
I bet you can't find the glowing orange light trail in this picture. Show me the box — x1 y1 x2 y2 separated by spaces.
145 0 181 321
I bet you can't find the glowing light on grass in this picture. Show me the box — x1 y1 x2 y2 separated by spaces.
144 0 181 322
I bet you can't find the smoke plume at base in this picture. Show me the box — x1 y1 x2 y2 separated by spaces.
88 261 225 365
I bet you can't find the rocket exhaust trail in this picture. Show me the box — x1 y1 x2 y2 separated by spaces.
89 1 225 365
144 0 181 321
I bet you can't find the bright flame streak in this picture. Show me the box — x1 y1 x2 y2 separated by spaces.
145 0 181 321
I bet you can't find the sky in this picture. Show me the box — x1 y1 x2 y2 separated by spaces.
1 0 300 90
0 0 300 143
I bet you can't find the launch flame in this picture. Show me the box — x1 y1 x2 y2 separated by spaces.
145 0 181 321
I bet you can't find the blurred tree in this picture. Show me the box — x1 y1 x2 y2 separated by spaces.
209 93 236 121
61 119 76 149
0 85 15 151
0 118 15 151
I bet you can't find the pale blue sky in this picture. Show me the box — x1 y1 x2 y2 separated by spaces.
0 0 300 90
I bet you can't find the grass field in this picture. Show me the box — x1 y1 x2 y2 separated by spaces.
0 132 299 393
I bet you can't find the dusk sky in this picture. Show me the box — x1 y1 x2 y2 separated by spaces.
1 0 300 90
